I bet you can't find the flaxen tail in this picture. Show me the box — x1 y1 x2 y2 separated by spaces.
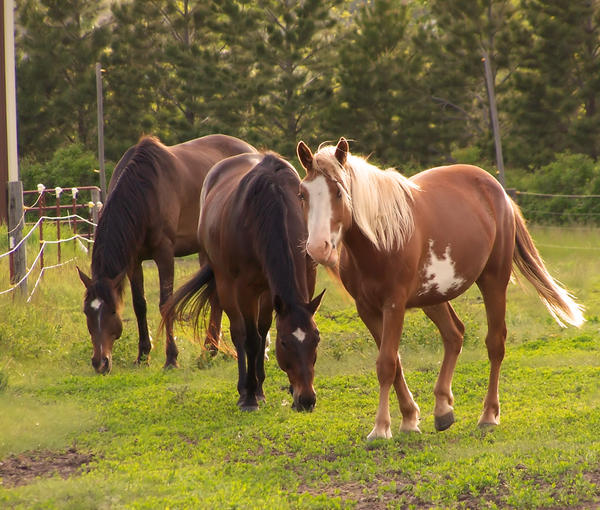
161 265 216 338
511 199 584 327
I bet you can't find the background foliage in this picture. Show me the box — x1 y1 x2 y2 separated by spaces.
13 0 600 193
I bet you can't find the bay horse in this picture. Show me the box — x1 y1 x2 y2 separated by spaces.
163 152 324 411
77 134 256 374
297 137 584 439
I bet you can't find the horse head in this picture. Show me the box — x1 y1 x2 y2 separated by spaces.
297 138 352 267
273 290 325 411
77 267 125 374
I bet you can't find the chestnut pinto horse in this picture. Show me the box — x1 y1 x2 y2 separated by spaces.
77 134 256 374
164 152 324 411
297 137 584 439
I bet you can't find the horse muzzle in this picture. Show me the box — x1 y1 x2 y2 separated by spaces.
92 355 112 374
292 389 316 412
306 240 338 268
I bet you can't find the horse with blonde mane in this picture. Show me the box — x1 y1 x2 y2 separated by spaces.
297 137 584 440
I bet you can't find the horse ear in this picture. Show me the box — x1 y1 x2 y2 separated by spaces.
109 269 127 288
306 289 326 316
335 137 349 166
297 141 314 173
273 295 287 316
77 266 92 289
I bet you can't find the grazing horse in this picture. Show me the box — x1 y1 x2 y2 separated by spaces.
163 152 324 411
297 137 584 439
77 134 256 374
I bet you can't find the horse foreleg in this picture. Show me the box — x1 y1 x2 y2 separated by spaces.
129 262 153 365
228 315 249 408
476 275 508 428
423 303 465 431
368 304 420 440
256 292 273 402
155 246 178 368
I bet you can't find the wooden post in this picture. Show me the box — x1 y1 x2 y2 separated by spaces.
91 188 100 241
482 52 505 188
7 180 26 294
55 190 61 263
39 191 45 269
96 63 106 203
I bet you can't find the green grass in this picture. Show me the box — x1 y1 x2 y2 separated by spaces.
0 225 599 508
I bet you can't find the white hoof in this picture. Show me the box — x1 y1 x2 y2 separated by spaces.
367 425 392 441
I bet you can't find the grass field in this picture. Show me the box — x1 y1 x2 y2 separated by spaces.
0 225 599 509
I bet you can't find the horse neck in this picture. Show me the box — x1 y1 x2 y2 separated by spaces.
342 220 386 272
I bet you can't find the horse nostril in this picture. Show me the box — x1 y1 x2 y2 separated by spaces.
297 394 316 412
323 240 330 250
91 357 101 370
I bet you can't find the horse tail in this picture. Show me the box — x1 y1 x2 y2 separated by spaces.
161 265 216 338
511 199 584 327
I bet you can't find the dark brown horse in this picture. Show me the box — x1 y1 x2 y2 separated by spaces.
297 137 584 439
164 152 324 411
77 134 256 374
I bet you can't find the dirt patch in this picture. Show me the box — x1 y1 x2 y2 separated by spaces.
0 446 94 488
300 474 423 509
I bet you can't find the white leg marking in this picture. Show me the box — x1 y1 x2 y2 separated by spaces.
292 328 306 342
420 240 465 296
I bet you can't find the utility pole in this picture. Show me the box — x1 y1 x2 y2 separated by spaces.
96 62 106 202
482 52 505 188
2 0 26 294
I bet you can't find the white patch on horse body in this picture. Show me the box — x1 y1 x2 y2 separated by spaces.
90 298 102 310
420 240 465 296
304 175 332 244
292 328 306 342
264 332 271 360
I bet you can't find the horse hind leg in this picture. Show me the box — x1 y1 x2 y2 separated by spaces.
423 302 465 431
476 272 509 428
205 293 223 356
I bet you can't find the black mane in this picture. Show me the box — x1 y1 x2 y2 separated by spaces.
91 136 170 281
239 153 305 307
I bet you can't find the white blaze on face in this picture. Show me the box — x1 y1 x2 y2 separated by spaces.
304 175 332 256
420 240 465 296
292 328 306 343
90 298 102 310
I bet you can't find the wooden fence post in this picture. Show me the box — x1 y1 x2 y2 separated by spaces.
91 188 100 241
8 180 26 295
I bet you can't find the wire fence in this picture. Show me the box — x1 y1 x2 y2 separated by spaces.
2 185 600 302
1 185 101 302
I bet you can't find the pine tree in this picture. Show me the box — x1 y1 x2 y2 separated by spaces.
510 0 600 166
325 0 435 168
16 0 110 159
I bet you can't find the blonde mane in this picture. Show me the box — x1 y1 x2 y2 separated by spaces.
313 146 419 252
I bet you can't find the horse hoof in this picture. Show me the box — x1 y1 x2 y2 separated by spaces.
477 421 497 431
367 427 392 441
435 411 455 431
134 356 150 366
163 361 179 370
239 402 259 412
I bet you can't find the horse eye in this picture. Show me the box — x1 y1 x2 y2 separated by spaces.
298 192 305 201
336 188 342 199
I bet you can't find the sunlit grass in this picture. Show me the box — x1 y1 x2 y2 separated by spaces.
0 225 599 508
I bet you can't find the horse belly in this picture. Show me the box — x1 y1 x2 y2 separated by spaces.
407 237 490 308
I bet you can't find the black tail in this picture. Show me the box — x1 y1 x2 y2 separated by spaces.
162 265 217 338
